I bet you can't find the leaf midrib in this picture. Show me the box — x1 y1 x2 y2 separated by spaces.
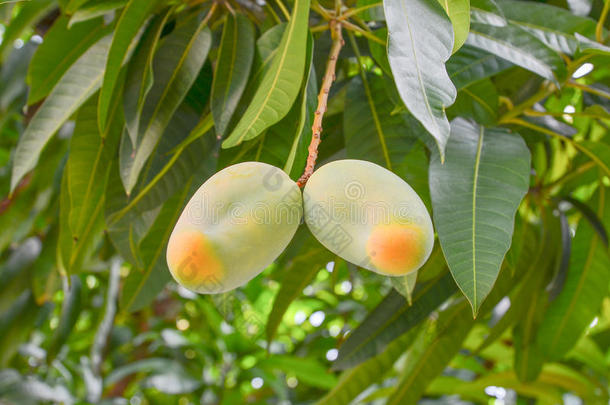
470 126 484 312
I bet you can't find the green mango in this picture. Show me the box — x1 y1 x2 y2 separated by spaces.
303 159 434 276
167 162 302 293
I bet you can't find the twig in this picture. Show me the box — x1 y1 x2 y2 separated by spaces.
310 22 330 32
498 83 556 124
339 2 381 20
311 0 333 20
341 20 385 44
296 20 344 188
566 81 610 100
275 0 291 20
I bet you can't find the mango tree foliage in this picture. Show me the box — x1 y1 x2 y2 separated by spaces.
1 0 610 403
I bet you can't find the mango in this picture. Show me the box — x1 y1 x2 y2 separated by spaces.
166 162 302 293
303 159 434 276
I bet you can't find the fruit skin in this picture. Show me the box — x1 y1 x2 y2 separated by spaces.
167 162 302 293
303 159 434 276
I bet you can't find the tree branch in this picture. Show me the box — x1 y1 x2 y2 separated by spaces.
296 20 344 188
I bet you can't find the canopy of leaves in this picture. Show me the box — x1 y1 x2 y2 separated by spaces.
0 0 610 403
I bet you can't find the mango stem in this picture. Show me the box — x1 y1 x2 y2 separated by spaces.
296 19 344 188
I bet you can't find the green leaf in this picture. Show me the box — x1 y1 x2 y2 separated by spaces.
222 0 310 148
0 41 35 111
266 228 332 343
26 16 111 104
10 34 113 193
98 0 162 133
368 28 392 77
210 13 255 138
343 74 415 169
430 366 599 404
576 33 610 56
120 12 212 194
537 187 610 360
576 141 610 180
429 119 531 315
386 300 474 405
334 272 457 370
258 356 338 389
470 0 506 26
123 7 174 145
221 32 314 176
496 0 597 55
437 0 470 53
114 112 215 222
0 291 39 367
447 78 498 125
475 216 548 353
65 0 90 13
104 162 147 267
446 45 513 90
66 91 122 272
120 180 192 312
383 0 457 159
69 0 128 26
317 331 417 405
285 42 316 178
0 0 55 61
466 22 566 83
0 238 42 304
47 276 82 363
513 276 548 382
391 271 418 305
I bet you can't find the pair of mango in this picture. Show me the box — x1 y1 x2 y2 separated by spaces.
166 160 434 294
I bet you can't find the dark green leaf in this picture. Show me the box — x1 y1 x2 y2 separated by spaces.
317 331 417 405
11 33 113 192
429 119 531 315
266 228 333 343
123 6 174 145
120 12 212 194
447 45 513 90
27 16 111 104
120 180 192 312
383 0 457 158
69 0 128 26
98 0 162 133
537 187 610 360
222 0 311 148
0 0 55 61
467 22 566 83
343 74 415 169
211 13 255 138
47 276 82 363
386 300 474 404
334 272 457 370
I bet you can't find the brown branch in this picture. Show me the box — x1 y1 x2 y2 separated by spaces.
296 20 344 188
